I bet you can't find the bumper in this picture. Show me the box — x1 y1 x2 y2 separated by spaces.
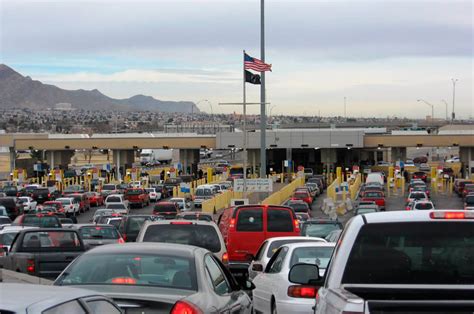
276 298 315 314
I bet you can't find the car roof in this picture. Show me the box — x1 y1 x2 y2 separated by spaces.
283 242 336 250
145 219 216 226
85 242 204 257
361 210 472 223
178 211 212 216
56 197 74 200
0 283 108 312
265 236 327 243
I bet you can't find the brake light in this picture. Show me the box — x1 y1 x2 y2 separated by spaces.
287 285 318 298
122 234 127 241
48 193 51 198
294 219 300 231
222 252 229 264
430 211 474 219
117 237 125 244
171 300 203 314
170 221 192 225
111 277 136 284
26 259 35 273
229 218 236 229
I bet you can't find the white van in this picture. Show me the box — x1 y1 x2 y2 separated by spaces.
366 172 384 185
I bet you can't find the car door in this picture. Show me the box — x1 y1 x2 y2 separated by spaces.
253 247 288 313
230 207 265 261
204 254 242 313
265 208 297 239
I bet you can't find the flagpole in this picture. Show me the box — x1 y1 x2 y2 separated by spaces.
243 50 247 198
260 0 267 178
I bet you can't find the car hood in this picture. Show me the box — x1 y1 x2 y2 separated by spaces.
62 284 195 311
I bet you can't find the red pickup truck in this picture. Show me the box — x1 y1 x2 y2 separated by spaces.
125 188 150 208
360 190 385 210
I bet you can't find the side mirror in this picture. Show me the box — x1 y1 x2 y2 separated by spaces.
288 263 320 285
251 262 263 272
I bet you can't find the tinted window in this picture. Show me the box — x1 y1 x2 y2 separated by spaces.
267 239 322 258
364 192 382 198
107 196 121 202
414 203 433 210
0 217 11 224
127 217 148 233
302 223 342 238
154 205 177 213
23 216 61 228
267 209 293 232
107 204 126 210
142 224 221 252
58 253 197 290
80 227 119 239
181 215 213 222
289 246 334 269
236 208 263 232
466 196 474 205
126 190 144 195
205 255 230 295
196 188 212 196
102 185 116 191
410 192 426 199
86 300 121 314
342 222 474 284
267 247 288 273
0 232 17 246
21 231 82 251
290 203 309 212
43 300 86 314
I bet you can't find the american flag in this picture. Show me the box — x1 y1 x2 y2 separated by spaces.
244 53 272 72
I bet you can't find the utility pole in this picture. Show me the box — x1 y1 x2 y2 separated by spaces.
441 99 449 120
451 78 458 122
259 0 266 178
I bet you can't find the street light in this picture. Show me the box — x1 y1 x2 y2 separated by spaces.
417 99 434 119
451 78 458 121
268 105 276 123
441 99 449 120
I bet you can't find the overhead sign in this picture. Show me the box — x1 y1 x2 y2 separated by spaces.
234 179 273 192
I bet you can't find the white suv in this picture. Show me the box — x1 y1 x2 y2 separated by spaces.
56 197 80 215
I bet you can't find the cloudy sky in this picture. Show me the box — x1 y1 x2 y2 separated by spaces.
0 0 472 118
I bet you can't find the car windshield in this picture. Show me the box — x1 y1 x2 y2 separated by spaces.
414 202 433 210
290 246 334 269
107 204 126 210
22 231 81 251
342 222 474 284
22 216 60 228
267 239 323 258
58 253 197 290
80 226 120 239
142 224 221 253
302 223 342 238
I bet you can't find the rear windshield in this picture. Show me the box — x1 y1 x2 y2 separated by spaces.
290 203 309 212
196 188 212 196
3 186 17 192
414 202 434 210
80 226 119 239
72 195 82 201
21 231 82 251
410 192 426 199
33 189 49 194
0 217 12 224
267 209 294 232
342 222 474 284
58 199 72 205
364 192 382 198
357 208 377 214
107 196 121 202
181 215 213 222
465 185 474 191
267 239 323 258
302 223 342 238
290 246 334 269
154 204 177 213
126 190 144 195
102 185 116 190
142 224 221 253
107 204 126 210
237 208 263 232
22 216 61 228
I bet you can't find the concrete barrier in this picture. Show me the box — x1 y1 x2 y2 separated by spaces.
1 268 53 285
261 177 305 205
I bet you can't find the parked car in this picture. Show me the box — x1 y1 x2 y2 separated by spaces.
85 192 104 207
2 228 85 278
54 243 254 313
17 196 37 213
300 219 343 238
0 283 122 314
248 236 327 280
218 205 301 281
153 201 180 219
137 220 228 264
118 214 161 242
73 224 124 249
124 188 150 208
252 242 335 314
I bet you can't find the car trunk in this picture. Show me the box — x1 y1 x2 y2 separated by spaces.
36 251 80 278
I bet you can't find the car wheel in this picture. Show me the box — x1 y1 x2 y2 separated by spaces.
271 298 277 314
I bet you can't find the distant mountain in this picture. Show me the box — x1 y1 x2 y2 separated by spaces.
0 64 199 113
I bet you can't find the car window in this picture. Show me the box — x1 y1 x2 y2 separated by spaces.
255 241 268 261
205 255 231 295
142 224 221 252
302 223 342 238
414 203 433 210
107 204 126 210
22 231 82 251
342 222 474 284
86 299 121 314
267 209 293 232
23 216 61 228
80 226 120 239
267 246 288 273
154 205 177 212
107 196 121 202
0 232 17 246
127 217 148 233
267 239 322 258
289 246 334 269
236 208 263 232
43 300 86 314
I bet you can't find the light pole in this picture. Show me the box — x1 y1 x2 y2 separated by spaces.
451 78 458 121
268 105 276 124
417 99 434 120
441 99 449 120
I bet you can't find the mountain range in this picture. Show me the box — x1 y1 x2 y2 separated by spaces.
0 64 199 113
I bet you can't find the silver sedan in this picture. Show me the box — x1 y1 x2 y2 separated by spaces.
54 242 254 313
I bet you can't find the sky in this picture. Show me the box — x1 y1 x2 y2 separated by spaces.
0 0 472 118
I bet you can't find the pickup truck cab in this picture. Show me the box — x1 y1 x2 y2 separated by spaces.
124 188 150 208
2 228 85 279
360 190 385 210
306 210 474 314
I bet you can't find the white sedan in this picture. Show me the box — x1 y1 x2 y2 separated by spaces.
248 236 327 280
253 242 335 314
17 197 37 213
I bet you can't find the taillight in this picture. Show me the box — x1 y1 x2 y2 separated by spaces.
118 237 125 244
26 259 35 273
170 221 193 225
122 234 127 241
430 211 474 219
229 218 236 229
0 245 5 257
111 277 136 284
48 193 51 198
294 219 300 231
287 285 318 298
171 300 203 314
222 252 229 264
